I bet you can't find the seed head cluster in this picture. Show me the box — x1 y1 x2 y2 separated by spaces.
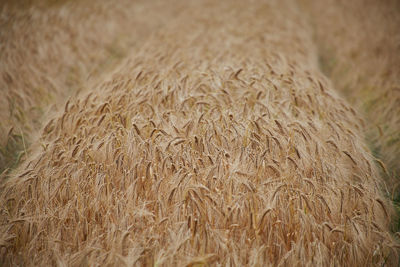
0 0 398 266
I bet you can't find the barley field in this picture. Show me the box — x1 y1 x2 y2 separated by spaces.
1 0 399 266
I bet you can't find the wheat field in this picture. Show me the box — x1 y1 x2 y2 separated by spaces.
1 0 399 266
300 0 400 182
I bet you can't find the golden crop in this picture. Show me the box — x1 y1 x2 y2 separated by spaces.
1 0 399 265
